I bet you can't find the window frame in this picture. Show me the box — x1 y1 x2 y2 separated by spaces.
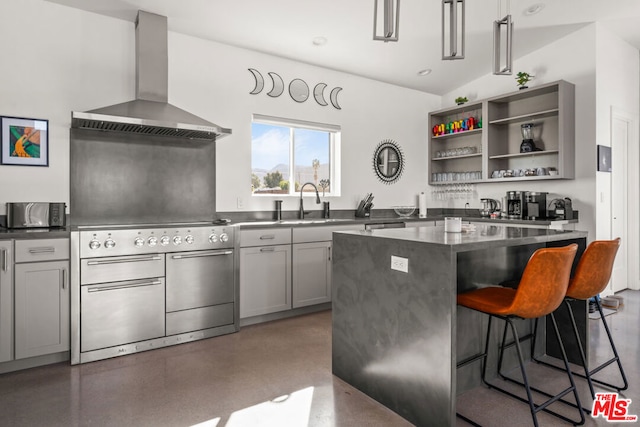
251 114 341 197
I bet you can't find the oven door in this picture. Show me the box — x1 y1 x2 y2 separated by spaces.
166 249 234 312
80 278 165 352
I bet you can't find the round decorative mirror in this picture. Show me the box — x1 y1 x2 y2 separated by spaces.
373 139 404 184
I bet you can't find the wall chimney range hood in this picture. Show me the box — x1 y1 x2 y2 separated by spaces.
72 11 231 141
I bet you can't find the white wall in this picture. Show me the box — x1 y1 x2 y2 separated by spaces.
594 24 640 290
0 0 134 214
169 33 439 213
441 25 598 240
0 0 440 217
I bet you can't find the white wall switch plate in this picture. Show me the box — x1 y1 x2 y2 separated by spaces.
237 197 244 209
391 255 408 273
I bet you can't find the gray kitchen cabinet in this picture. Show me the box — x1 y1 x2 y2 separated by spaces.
14 238 70 360
291 224 365 309
240 228 292 318
0 241 13 363
292 241 331 308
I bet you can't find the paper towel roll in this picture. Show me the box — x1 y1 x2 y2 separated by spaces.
419 192 427 218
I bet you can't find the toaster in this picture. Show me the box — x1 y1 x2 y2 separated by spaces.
5 202 66 228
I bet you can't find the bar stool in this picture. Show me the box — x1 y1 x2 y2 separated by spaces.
532 238 628 399
456 244 584 427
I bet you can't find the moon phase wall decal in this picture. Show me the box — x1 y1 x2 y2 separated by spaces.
329 87 343 110
248 68 342 109
248 68 264 94
289 79 309 103
267 72 285 97
313 83 328 106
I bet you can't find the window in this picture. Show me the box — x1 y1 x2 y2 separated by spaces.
251 114 340 197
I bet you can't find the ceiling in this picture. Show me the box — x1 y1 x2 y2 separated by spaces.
45 0 640 95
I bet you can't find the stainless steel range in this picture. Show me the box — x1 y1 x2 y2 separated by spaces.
70 222 238 365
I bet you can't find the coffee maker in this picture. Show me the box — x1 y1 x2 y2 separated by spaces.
505 191 524 219
523 191 548 220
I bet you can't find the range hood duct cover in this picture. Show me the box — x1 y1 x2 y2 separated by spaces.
71 11 230 141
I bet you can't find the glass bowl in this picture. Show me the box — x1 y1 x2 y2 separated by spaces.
393 206 416 217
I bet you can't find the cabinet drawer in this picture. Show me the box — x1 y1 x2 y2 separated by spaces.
292 224 364 243
15 238 69 263
240 228 291 247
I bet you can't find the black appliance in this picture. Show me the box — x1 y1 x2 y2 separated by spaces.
520 123 541 153
548 198 574 220
505 191 523 219
523 192 547 220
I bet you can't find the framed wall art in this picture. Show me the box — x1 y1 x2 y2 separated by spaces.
1 116 49 166
597 144 611 172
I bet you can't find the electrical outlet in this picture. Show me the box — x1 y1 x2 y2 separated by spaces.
237 197 244 209
391 255 408 273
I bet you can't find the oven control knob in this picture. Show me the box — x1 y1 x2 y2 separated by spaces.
208 233 218 243
89 239 101 250
219 233 229 243
134 237 145 247
160 236 170 246
185 235 194 244
148 237 158 247
173 236 182 245
104 239 116 249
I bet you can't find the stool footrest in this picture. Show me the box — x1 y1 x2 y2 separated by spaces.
484 380 585 425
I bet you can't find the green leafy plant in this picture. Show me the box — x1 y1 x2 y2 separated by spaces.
516 72 534 88
455 96 468 105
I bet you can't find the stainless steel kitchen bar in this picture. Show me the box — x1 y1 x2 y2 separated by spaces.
331 224 588 426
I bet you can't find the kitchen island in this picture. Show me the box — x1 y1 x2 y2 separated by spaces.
331 224 588 426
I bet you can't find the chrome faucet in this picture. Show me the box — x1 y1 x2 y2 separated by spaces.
299 182 321 219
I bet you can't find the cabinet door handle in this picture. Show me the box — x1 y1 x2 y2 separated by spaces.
328 246 331 261
259 235 276 240
260 247 275 252
29 246 56 254
1 249 7 272
87 255 162 265
172 250 233 260
87 280 162 293
61 268 66 290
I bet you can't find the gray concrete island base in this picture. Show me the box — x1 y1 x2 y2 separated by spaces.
331 225 588 426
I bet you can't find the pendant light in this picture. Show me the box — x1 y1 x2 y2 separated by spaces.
442 0 465 60
373 0 400 42
493 0 513 75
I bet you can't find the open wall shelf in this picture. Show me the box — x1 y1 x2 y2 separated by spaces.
428 80 575 185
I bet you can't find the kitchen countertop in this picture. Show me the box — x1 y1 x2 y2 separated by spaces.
0 227 71 239
336 223 587 252
232 215 578 229
0 214 577 236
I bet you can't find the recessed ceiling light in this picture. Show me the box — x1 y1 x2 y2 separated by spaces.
312 36 328 46
524 3 545 16
417 69 432 76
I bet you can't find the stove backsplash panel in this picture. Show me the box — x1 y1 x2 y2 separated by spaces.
71 129 216 225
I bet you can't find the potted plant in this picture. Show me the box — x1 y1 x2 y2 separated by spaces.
515 72 534 90
455 96 468 105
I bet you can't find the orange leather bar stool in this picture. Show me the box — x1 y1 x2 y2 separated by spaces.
532 238 627 399
456 244 584 427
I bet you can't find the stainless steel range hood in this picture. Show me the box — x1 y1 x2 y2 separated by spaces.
71 11 230 141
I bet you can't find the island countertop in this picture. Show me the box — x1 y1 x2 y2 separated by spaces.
335 224 588 252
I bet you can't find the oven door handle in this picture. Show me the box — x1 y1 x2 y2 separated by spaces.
86 255 162 266
87 280 162 293
171 250 233 260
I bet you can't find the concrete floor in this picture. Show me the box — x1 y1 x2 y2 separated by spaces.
0 290 637 426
